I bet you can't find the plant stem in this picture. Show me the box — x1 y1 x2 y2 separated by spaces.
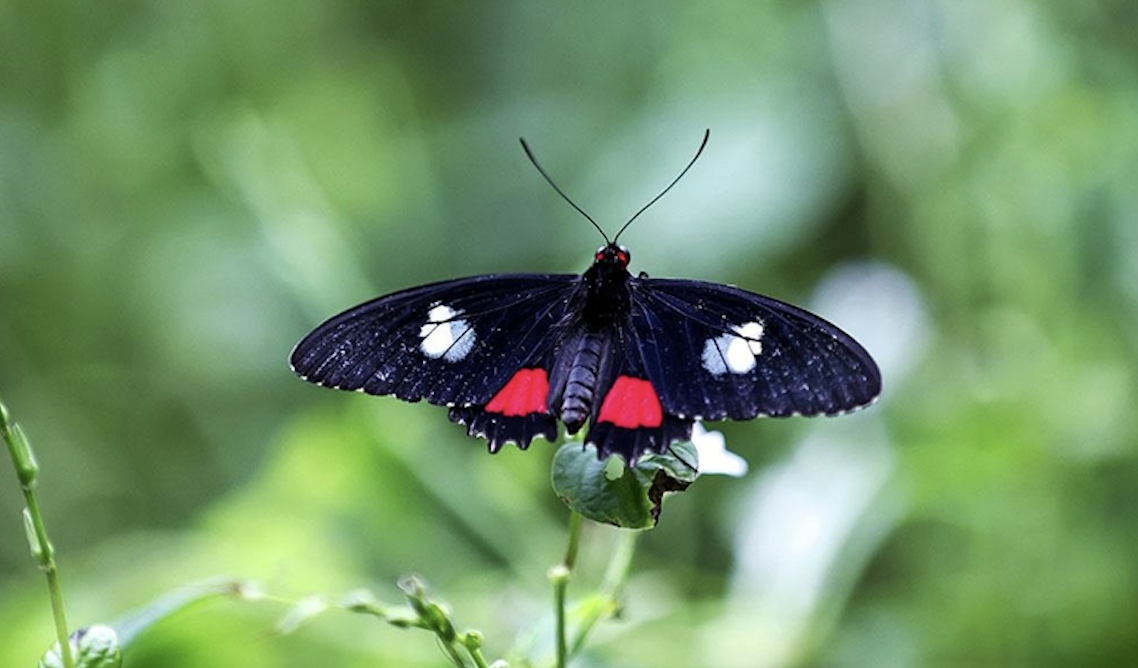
466 644 491 668
554 574 567 668
29 498 75 668
563 510 582 570
570 529 639 656
599 527 638 597
2 396 75 668
552 511 583 668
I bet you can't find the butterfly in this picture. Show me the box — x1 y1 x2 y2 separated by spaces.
289 131 881 463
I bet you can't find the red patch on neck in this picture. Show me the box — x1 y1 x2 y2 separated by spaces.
485 368 550 417
597 376 663 428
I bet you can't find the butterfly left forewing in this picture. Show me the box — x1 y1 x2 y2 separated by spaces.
290 274 578 409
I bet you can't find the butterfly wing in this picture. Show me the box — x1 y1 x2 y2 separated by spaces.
581 335 695 462
627 278 881 421
292 270 880 460
290 274 579 411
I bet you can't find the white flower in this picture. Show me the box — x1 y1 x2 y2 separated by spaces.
691 422 748 477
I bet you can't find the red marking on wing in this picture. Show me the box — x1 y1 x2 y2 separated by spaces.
485 368 550 417
597 376 663 429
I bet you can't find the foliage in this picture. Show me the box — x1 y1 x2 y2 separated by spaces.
551 442 698 529
3 1 1138 666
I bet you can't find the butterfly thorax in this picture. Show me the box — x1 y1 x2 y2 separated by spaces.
545 244 634 433
578 243 633 329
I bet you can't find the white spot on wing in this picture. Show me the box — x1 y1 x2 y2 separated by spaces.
419 304 476 362
702 320 764 376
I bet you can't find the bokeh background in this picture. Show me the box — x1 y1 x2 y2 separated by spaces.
3 1 1138 666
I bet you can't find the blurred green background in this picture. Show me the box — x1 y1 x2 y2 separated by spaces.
3 1 1138 666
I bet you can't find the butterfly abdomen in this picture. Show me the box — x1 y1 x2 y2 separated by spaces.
551 332 612 434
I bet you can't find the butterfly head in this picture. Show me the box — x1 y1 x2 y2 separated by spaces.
595 243 631 270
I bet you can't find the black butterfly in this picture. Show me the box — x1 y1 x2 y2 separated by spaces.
290 131 881 463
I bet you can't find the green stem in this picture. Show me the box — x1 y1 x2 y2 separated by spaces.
554 574 567 668
569 529 639 656
29 498 75 668
564 510 582 570
466 644 491 668
600 527 639 597
552 511 583 668
2 396 75 668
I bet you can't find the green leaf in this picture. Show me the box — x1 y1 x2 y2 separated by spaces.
110 579 259 648
551 442 699 528
276 595 331 634
39 625 122 668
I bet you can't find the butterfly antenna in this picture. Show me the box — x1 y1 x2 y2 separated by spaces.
612 128 710 243
520 138 610 244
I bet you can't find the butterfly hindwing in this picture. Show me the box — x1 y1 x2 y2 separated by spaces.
448 364 562 452
627 277 881 421
290 274 578 410
585 357 694 462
